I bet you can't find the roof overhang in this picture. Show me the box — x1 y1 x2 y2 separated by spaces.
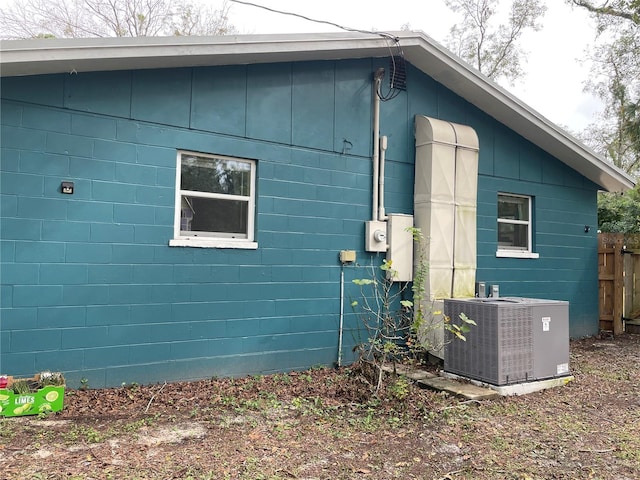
0 32 635 192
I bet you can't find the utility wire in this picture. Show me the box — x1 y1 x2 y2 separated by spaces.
229 0 399 41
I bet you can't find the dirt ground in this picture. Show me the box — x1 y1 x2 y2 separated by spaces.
1 334 639 480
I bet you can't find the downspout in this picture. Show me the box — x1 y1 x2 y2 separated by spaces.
372 68 385 221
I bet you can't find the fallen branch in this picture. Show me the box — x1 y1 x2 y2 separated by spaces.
578 448 615 453
145 381 167 414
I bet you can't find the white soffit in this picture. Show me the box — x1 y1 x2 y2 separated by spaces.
0 31 635 192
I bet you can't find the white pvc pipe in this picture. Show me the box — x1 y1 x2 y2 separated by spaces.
378 135 388 221
372 73 382 221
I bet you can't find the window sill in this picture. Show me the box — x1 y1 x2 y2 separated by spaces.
169 238 258 249
496 250 539 259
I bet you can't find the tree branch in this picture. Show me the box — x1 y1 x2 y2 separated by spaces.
570 0 640 24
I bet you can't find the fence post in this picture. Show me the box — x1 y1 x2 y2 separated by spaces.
613 236 624 335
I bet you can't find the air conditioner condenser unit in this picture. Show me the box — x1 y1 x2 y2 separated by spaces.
444 297 570 386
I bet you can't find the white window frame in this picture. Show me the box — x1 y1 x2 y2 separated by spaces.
496 193 539 259
169 151 257 249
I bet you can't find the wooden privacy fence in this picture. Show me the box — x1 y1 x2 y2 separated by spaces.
598 233 640 334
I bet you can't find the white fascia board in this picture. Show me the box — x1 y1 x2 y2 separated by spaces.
0 33 391 76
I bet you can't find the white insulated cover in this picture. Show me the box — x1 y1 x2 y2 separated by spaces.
452 124 479 298
414 201 455 299
414 116 479 300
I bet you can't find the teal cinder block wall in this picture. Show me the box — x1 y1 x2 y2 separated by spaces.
0 58 600 387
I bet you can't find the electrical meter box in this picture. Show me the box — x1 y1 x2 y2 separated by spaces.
365 220 387 252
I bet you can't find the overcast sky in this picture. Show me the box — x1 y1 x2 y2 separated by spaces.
226 0 600 133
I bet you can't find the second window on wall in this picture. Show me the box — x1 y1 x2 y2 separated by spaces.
497 193 538 258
